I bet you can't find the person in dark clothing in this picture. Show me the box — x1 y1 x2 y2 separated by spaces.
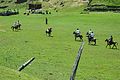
45 17 48 24
109 35 113 44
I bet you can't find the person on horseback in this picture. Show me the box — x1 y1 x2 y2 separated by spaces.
46 27 52 37
16 20 20 25
16 20 20 29
13 21 17 27
90 31 95 40
46 27 51 32
88 29 92 35
109 35 113 44
86 29 96 45
75 28 81 36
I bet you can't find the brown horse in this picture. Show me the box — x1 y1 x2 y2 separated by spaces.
105 39 118 49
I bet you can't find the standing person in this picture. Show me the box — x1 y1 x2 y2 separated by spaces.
75 28 81 36
45 17 48 24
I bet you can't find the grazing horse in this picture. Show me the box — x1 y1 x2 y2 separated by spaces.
73 31 83 41
11 24 21 31
105 39 118 49
86 32 96 45
46 28 52 37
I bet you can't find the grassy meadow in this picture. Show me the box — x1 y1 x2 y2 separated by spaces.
0 8 120 80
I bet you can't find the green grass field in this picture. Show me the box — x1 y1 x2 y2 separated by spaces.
0 8 120 80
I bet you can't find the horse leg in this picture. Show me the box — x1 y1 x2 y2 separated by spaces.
109 45 111 48
113 44 117 49
80 36 83 41
94 39 96 45
13 28 15 31
18 26 20 30
75 37 76 41
106 44 108 48
81 38 83 41
49 33 51 37
15 28 17 32
12 29 14 31
112 45 114 49
88 39 90 44
114 44 117 49
79 36 81 41
11 26 14 31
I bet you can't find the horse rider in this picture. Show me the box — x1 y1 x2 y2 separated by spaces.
13 21 17 27
88 29 92 35
46 27 52 36
75 28 81 36
16 20 20 25
109 35 113 44
17 20 21 29
90 31 95 40
47 27 50 31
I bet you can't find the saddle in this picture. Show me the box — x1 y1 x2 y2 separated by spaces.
109 41 114 45
90 37 95 41
76 33 81 36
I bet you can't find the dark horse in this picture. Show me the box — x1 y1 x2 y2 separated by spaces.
11 24 21 31
86 32 96 45
105 39 118 49
46 28 52 37
73 31 83 41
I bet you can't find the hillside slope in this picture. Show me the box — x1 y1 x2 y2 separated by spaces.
91 0 120 6
0 66 39 80
0 0 87 9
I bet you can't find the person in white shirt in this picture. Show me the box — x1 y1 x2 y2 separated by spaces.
75 28 80 36
13 21 17 27
90 31 94 40
88 29 92 34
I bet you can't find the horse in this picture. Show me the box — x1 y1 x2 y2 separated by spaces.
86 32 96 45
105 39 118 49
46 28 52 37
11 24 21 31
73 31 83 41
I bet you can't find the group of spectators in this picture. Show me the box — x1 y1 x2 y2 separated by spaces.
0 9 19 16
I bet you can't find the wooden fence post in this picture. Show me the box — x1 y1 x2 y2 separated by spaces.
18 57 35 71
70 42 84 80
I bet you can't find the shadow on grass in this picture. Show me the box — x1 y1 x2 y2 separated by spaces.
75 40 83 42
89 44 99 46
108 48 119 50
